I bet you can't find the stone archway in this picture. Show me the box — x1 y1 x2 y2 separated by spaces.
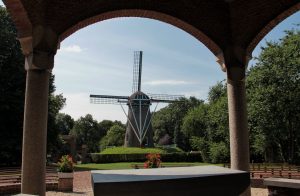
2 1 300 195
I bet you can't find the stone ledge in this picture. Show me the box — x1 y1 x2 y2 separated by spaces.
264 178 300 189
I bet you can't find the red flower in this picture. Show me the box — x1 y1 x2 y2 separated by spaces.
144 153 161 168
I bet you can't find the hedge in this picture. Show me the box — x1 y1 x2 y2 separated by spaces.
89 152 202 163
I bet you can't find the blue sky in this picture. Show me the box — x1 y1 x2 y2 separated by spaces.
1 1 299 123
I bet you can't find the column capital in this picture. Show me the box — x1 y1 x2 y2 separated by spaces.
220 45 252 81
19 26 59 71
216 49 252 74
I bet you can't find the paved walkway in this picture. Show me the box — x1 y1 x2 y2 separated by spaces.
47 171 93 196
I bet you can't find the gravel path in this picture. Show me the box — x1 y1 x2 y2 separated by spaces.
46 171 268 196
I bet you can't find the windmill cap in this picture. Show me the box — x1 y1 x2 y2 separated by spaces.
129 91 150 100
128 91 152 106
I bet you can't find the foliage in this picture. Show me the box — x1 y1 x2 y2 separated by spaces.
144 153 161 168
247 28 300 163
209 142 230 164
47 90 66 156
57 155 74 173
0 7 25 165
0 7 67 165
70 114 103 153
90 152 202 163
152 97 203 150
98 120 124 137
99 124 125 149
55 113 74 135
182 81 229 163
100 146 183 154
100 147 165 154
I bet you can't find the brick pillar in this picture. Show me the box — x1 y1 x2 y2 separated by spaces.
21 69 50 195
19 29 58 196
227 71 249 171
218 50 251 196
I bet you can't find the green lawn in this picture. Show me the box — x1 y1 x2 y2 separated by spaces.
75 162 214 171
100 146 183 154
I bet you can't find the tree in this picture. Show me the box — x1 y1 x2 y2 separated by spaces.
0 7 67 165
182 81 230 163
152 97 202 150
47 75 66 155
98 119 124 138
99 124 126 149
70 114 103 152
247 28 300 163
0 6 25 165
55 113 74 135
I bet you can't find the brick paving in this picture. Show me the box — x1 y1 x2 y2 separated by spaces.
47 171 93 196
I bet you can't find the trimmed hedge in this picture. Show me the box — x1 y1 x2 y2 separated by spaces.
90 152 202 163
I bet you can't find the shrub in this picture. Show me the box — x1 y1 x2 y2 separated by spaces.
90 152 202 163
209 142 229 164
57 155 74 172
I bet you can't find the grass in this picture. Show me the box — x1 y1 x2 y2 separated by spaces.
74 162 214 171
100 147 183 154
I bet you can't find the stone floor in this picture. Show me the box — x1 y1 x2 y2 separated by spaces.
46 171 268 196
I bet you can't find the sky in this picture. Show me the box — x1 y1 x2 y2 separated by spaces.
1 1 299 123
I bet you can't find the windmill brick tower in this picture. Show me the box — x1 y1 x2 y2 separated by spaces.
90 51 183 147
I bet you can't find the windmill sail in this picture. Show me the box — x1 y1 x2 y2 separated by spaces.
132 51 143 93
90 94 128 104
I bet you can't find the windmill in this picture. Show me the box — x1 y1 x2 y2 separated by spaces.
90 51 184 147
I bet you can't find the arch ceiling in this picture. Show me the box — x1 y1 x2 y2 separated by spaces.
4 0 300 57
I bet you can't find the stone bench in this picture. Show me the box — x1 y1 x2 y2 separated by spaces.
91 165 249 196
264 178 300 196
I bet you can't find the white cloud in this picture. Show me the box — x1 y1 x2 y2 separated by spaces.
60 45 84 53
144 80 191 86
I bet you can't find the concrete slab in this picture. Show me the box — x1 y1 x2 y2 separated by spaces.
264 178 300 189
91 166 250 196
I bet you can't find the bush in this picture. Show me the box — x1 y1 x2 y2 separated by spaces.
100 146 183 154
90 152 202 163
57 155 74 172
209 142 229 164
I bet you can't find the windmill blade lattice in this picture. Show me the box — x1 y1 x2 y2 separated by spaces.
90 94 128 104
148 93 184 103
132 51 143 93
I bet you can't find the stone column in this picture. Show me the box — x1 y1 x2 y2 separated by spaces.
21 69 50 195
217 50 251 196
19 29 57 196
226 66 249 171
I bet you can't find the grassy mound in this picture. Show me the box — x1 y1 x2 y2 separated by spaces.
100 147 183 154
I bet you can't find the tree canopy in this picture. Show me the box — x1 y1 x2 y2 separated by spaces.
0 7 66 165
0 6 25 165
247 28 300 163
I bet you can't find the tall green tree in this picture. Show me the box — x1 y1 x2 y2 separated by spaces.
70 114 103 152
247 28 300 163
99 124 126 149
55 113 75 135
0 7 66 164
182 81 230 163
0 6 25 165
152 97 202 150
